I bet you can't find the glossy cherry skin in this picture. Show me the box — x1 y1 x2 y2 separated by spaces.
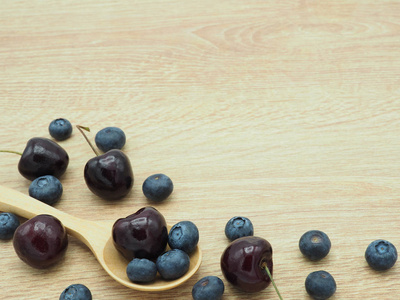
112 207 168 260
84 149 133 200
220 236 273 293
13 214 68 269
18 137 69 181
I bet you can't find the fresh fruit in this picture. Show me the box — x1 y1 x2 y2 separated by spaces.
365 239 397 271
13 214 68 269
95 127 126 153
168 220 199 254
192 276 225 300
126 258 157 283
156 249 190 280
224 216 254 241
18 137 69 180
299 230 331 261
84 149 134 200
49 118 73 141
305 270 336 300
77 126 133 200
112 206 168 260
29 175 63 205
142 173 173 202
220 236 273 293
0 212 20 240
59 284 92 300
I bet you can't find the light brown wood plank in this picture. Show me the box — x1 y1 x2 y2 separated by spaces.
1 0 400 298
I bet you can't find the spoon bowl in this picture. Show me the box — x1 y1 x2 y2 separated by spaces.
0 185 202 291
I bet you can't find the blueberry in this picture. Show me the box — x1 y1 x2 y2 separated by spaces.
224 216 254 241
49 118 73 141
156 249 190 280
299 230 331 261
365 239 397 271
59 284 92 300
142 173 173 202
0 212 20 240
29 175 63 205
192 276 225 300
95 127 126 152
168 221 199 254
305 270 336 300
126 258 157 283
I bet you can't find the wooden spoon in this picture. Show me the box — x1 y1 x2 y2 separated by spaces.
0 185 202 292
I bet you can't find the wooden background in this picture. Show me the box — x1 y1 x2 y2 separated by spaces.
1 0 400 299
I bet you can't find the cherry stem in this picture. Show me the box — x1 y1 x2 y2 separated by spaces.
263 264 283 300
76 125 100 156
0 150 22 156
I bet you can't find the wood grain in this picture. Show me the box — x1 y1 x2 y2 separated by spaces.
1 0 400 299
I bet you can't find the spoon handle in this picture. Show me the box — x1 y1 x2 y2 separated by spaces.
0 185 109 246
0 185 74 219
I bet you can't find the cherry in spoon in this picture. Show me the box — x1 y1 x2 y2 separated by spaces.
0 185 202 291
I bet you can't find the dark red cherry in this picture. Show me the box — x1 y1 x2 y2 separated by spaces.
220 236 273 293
77 125 133 200
18 137 69 181
13 214 68 269
84 149 133 200
112 206 168 260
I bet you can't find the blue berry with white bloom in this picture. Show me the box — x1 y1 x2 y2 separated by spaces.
299 230 331 261
365 239 397 271
168 221 199 254
305 270 336 300
156 249 190 280
0 212 20 240
95 127 126 152
126 258 157 283
142 173 173 202
224 216 254 241
192 276 225 300
59 284 92 300
29 175 63 205
49 118 73 141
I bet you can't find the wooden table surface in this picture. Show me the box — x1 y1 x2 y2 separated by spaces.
1 1 400 299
